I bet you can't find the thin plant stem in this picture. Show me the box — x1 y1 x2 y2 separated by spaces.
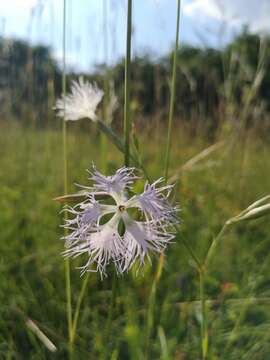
145 3 181 356
103 2 132 357
100 0 109 172
198 221 231 358
104 273 117 359
97 120 151 181
152 0 182 294
124 0 132 167
102 0 109 120
153 0 182 277
70 273 90 344
144 254 165 359
199 270 208 360
164 0 181 182
203 222 230 268
67 1 111 347
68 0 111 348
179 233 209 359
144 280 156 359
62 0 73 354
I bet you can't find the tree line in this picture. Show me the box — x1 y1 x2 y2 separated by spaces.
1 28 270 132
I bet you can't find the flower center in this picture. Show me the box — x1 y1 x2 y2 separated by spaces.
118 205 126 213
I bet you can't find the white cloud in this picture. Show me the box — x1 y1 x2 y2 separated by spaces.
183 0 270 33
183 0 222 21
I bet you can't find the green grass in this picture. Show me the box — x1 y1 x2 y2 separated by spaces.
1 122 270 359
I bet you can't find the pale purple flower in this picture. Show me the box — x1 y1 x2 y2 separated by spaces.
54 76 103 121
89 166 138 194
128 178 178 224
62 166 178 278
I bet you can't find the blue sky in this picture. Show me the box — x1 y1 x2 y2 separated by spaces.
1 0 270 71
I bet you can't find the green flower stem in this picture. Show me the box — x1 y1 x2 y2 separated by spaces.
203 222 230 268
98 120 124 153
61 5 147 345
104 273 117 359
97 120 151 181
145 255 165 359
70 273 90 344
100 0 109 172
102 2 132 357
124 0 132 167
164 0 181 182
61 0 73 355
178 231 208 360
154 0 182 279
146 2 181 356
198 221 231 358
144 280 157 360
199 270 208 360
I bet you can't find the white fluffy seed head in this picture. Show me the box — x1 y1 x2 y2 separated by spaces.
54 76 104 121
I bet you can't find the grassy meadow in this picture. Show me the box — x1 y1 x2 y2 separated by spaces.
0 120 270 359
